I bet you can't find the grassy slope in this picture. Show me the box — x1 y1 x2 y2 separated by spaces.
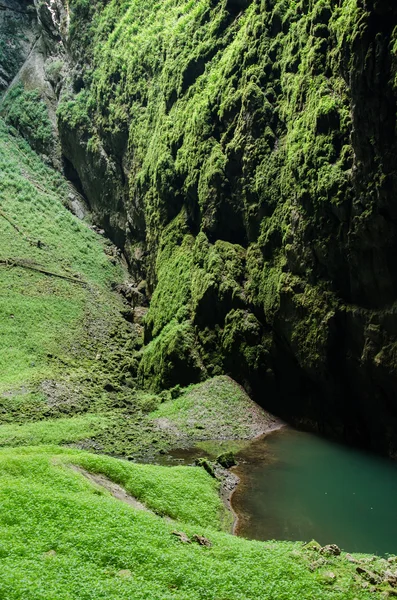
0 126 269 455
0 117 139 448
0 446 388 600
0 117 125 392
150 375 278 439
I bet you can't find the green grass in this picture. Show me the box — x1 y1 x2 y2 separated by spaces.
0 7 392 597
0 415 111 447
150 375 275 440
0 446 387 599
84 376 277 459
0 117 126 391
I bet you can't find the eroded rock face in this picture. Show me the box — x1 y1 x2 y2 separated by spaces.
0 0 38 89
0 0 66 165
5 0 397 454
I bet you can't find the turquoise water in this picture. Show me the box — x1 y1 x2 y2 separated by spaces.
232 428 397 555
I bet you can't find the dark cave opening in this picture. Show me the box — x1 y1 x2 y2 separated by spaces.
62 155 88 203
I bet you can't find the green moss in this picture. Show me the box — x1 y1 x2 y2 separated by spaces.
139 319 204 391
222 308 270 376
1 85 54 153
280 276 337 374
56 0 381 395
145 218 194 340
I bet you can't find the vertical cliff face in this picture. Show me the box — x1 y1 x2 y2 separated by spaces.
3 0 397 454
0 0 67 163
0 0 37 89
347 0 397 309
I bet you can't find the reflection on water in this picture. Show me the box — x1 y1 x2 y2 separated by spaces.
232 428 397 555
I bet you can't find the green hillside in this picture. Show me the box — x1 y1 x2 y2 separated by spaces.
0 445 386 600
0 117 125 391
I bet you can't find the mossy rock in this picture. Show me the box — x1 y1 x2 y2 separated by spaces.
138 319 205 392
216 451 236 468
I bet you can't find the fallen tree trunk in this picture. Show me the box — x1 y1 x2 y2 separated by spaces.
0 258 87 286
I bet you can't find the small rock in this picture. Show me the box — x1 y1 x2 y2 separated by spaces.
320 544 341 556
216 451 236 469
309 558 326 571
171 531 191 544
384 574 397 588
303 540 321 552
133 306 148 325
192 534 212 547
322 571 336 583
195 458 216 478
43 550 56 558
346 553 358 563
356 566 381 585
383 570 396 579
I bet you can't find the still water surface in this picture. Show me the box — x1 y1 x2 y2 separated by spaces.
232 428 397 555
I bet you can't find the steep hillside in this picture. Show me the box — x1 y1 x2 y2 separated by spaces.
0 114 273 458
45 0 397 455
2 1 397 454
0 114 141 444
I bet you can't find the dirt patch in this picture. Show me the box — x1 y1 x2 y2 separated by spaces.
69 465 151 512
217 466 240 534
153 417 183 437
40 380 81 409
1 386 29 399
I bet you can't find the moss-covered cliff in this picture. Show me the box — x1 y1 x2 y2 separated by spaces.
2 0 397 455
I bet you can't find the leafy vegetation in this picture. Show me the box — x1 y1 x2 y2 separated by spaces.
0 128 273 457
0 446 388 599
0 126 274 457
0 1 395 597
1 85 54 153
149 375 276 441
0 415 110 447
0 117 126 392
